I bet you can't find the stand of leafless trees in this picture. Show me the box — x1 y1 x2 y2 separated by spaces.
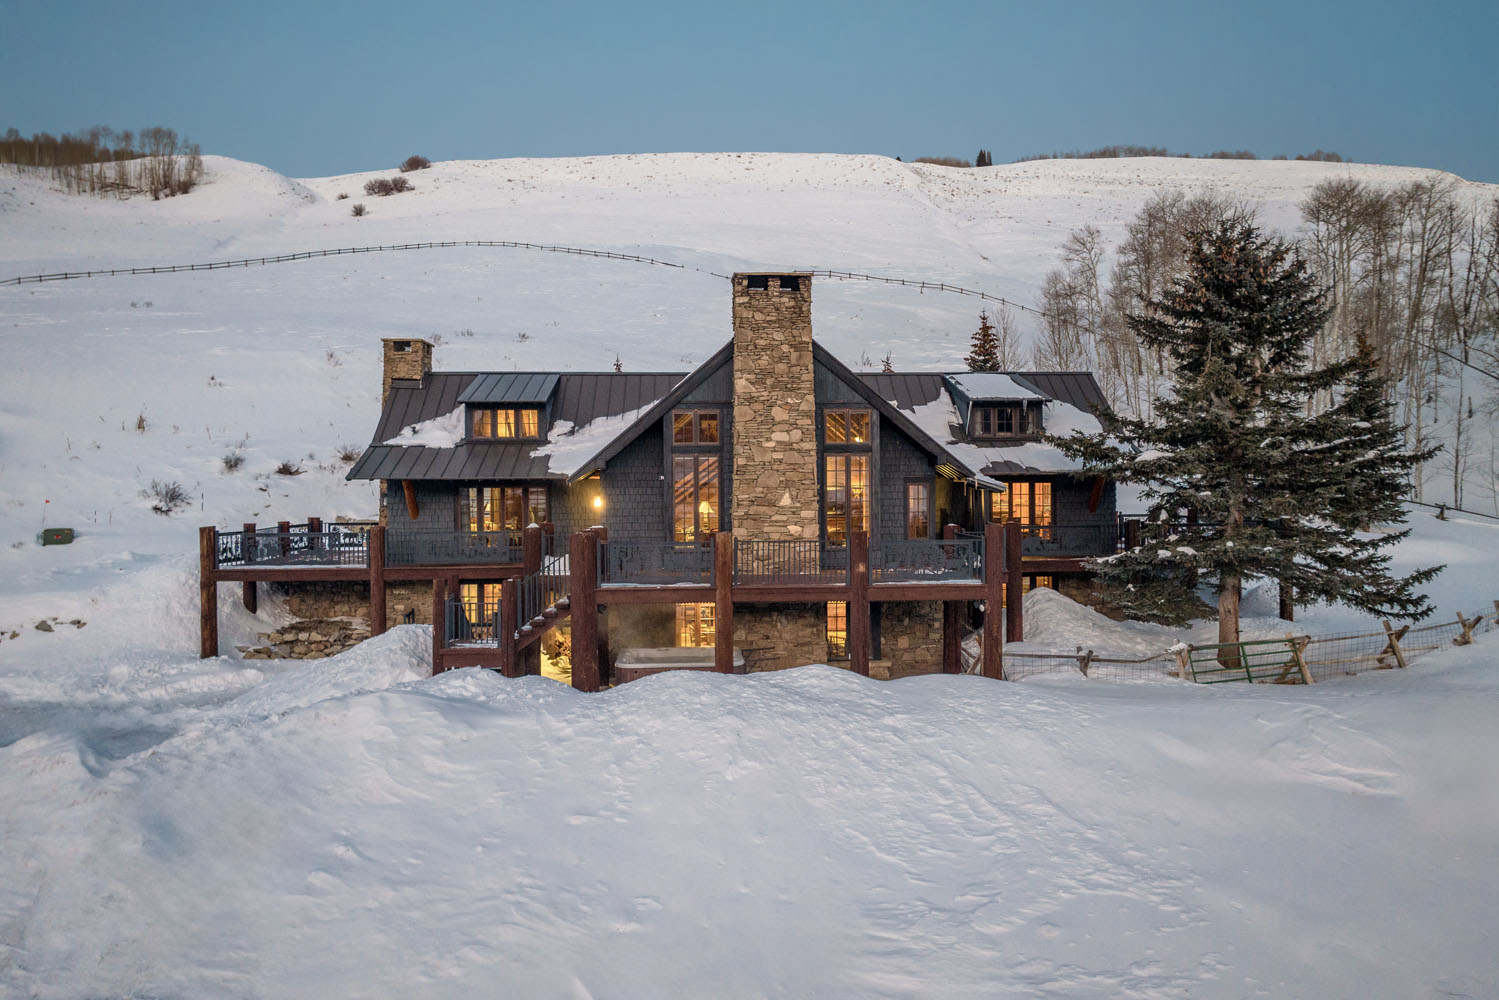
1 125 203 199
1034 180 1499 509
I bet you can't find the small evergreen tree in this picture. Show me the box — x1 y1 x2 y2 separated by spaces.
965 311 1001 371
1055 221 1439 649
881 352 895 374
975 149 993 167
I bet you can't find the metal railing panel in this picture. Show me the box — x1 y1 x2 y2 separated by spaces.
598 541 713 586
384 530 523 566
871 538 983 583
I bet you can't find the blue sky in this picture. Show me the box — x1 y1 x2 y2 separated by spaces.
4 0 1495 181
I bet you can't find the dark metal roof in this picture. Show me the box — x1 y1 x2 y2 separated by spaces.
856 373 945 410
1005 372 1109 416
346 371 685 482
457 372 560 405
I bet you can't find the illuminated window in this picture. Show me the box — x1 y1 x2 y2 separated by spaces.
458 582 503 639
989 480 1052 539
672 409 720 444
472 407 541 439
823 409 871 444
465 485 549 532
1000 575 1055 608
826 601 848 660
672 455 720 541
675 603 716 647
906 481 931 538
824 454 869 544
972 404 1041 439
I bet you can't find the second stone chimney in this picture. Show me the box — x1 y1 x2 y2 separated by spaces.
381 337 434 406
730 273 821 539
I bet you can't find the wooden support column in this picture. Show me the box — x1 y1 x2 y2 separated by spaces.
849 530 870 677
430 575 446 674
401 480 420 521
519 522 546 676
569 531 600 692
714 531 735 673
592 527 609 685
940 524 961 674
240 521 257 613
199 526 218 659
307 516 323 555
368 525 387 635
1124 518 1141 551
982 521 1004 680
1005 521 1023 644
278 520 292 558
499 579 521 678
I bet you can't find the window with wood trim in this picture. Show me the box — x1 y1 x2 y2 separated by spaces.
989 481 1052 539
1000 574 1054 608
971 403 1041 439
672 409 720 445
823 408 871 444
472 406 541 439
906 481 931 539
824 454 870 544
672 455 720 542
464 485 549 533
675 603 716 647
826 601 848 660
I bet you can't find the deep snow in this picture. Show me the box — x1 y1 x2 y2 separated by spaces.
2 151 1498 997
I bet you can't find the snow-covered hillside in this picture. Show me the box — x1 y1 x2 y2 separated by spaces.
2 152 1497 997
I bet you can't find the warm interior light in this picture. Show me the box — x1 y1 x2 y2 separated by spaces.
698 500 714 517
592 495 604 510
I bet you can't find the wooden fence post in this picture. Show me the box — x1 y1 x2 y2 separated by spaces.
1175 645 1192 682
1005 521 1023 643
199 526 218 659
1076 647 1094 677
1454 612 1481 646
368 525 387 636
569 531 600 692
1289 634 1314 684
982 521 1004 680
714 531 735 674
849 530 870 677
1380 620 1408 668
241 521 257 613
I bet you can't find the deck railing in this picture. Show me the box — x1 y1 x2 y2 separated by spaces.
384 530 525 566
214 524 369 568
1019 522 1120 558
518 554 569 628
733 539 845 584
446 594 500 644
871 538 983 582
598 540 714 585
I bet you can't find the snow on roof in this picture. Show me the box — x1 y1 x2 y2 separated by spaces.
381 406 466 447
530 402 658 478
900 391 1102 476
945 373 1047 400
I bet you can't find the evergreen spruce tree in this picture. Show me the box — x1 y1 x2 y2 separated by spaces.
965 311 1001 371
1056 220 1439 648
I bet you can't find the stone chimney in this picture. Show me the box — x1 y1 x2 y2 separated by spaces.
381 338 434 406
730 273 820 540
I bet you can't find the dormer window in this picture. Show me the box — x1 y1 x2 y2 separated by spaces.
472 406 541 439
972 403 1041 439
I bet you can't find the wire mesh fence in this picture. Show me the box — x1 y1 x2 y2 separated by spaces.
1000 602 1496 685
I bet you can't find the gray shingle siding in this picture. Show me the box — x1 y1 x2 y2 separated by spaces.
876 422 936 540
386 480 460 534
599 429 670 543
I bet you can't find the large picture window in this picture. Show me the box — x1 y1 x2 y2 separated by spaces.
824 454 870 544
989 480 1052 539
672 455 720 542
464 485 549 533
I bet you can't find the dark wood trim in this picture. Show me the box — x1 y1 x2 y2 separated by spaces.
212 567 371 583
569 531 600 692
849 530 870 676
982 521 1004 679
714 531 734 674
429 575 446 673
499 580 520 678
1087 475 1106 513
942 601 962 674
368 525 387 635
199 526 218 659
1017 557 1088 575
401 480 420 521
1005 522 1024 644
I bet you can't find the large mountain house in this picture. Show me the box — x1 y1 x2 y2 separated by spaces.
198 273 1120 686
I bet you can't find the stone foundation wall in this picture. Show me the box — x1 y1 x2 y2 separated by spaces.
731 603 832 672
239 618 371 660
873 601 943 680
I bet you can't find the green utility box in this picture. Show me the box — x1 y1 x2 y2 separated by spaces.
38 528 75 546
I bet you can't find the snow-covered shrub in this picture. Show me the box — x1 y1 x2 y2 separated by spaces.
400 155 430 172
143 479 190 515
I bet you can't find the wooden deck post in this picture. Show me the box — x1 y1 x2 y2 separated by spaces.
499 579 521 678
430 576 447 674
1005 521 1023 644
241 521 257 613
368 525 387 635
199 526 218 659
1124 517 1141 551
522 523 543 576
569 531 600 692
941 524 961 674
278 520 291 558
849 530 871 677
982 521 1004 679
591 527 609 685
714 531 735 674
